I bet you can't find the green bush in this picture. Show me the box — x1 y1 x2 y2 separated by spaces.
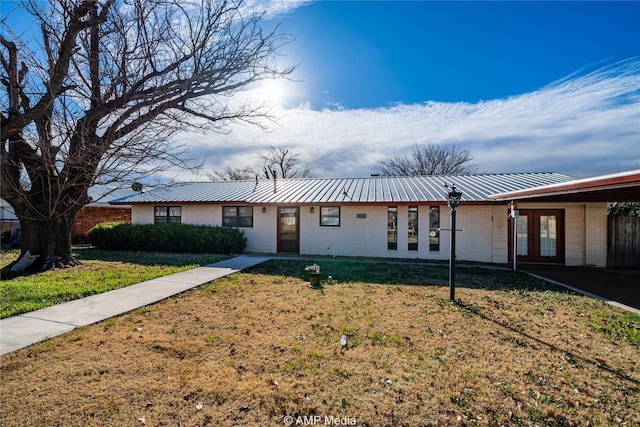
88 222 246 254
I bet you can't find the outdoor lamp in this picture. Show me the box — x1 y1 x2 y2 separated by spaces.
447 185 462 209
261 207 267 214
446 183 463 302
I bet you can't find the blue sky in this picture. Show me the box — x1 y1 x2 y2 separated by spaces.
184 0 640 180
277 1 639 108
3 1 639 179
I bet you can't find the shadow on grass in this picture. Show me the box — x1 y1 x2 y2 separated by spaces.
71 247 230 266
455 300 640 388
247 258 575 294
0 247 230 281
249 258 640 386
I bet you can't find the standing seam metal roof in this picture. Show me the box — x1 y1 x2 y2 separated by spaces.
110 173 576 205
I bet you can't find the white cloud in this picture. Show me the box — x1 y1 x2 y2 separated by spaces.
242 0 314 19
166 57 640 181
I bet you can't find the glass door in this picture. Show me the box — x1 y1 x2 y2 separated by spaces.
278 207 299 253
510 209 564 263
516 211 532 258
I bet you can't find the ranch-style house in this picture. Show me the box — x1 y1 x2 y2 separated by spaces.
110 170 640 267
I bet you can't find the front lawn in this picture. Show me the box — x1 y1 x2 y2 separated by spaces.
1 258 638 426
0 247 228 318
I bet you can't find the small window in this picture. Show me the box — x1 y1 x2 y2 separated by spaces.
429 206 440 251
320 206 340 226
154 206 181 224
408 206 418 251
223 206 253 228
388 206 397 250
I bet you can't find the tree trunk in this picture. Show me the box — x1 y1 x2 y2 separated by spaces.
17 213 79 271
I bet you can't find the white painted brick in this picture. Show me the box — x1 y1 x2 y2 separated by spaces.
130 201 608 266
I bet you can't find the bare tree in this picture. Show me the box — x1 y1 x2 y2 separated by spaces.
258 145 313 179
1 0 294 270
206 146 313 180
206 166 255 181
374 144 478 176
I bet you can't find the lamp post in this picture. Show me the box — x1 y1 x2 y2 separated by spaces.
447 184 462 302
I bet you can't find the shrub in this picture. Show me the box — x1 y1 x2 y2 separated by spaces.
88 222 246 254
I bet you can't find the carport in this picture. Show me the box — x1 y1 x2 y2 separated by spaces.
489 169 640 204
491 169 640 311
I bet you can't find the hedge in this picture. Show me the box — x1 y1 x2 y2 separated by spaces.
88 222 247 254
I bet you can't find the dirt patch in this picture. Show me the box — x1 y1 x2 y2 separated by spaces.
1 262 638 426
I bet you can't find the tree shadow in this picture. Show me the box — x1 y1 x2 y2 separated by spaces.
455 300 640 388
248 258 640 387
247 258 577 295
0 248 229 281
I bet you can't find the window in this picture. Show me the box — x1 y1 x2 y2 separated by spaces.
387 206 397 250
154 206 181 224
516 215 529 256
539 215 557 257
223 206 253 227
408 206 418 251
429 206 440 251
320 206 340 226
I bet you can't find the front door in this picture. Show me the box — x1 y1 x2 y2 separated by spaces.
510 209 565 264
278 207 299 253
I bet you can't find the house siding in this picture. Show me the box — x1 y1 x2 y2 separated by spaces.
585 203 607 267
456 206 493 263
128 201 608 266
246 206 277 253
182 205 218 225
301 205 389 258
132 205 154 224
491 205 510 264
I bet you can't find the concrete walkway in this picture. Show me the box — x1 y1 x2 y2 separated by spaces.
0 255 270 355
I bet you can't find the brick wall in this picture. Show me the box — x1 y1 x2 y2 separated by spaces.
72 206 131 243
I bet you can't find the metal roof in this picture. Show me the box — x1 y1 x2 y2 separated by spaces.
110 173 576 205
87 186 137 207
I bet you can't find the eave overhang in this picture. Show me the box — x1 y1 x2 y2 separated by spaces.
489 170 640 203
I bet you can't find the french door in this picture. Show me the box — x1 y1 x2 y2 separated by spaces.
510 209 565 264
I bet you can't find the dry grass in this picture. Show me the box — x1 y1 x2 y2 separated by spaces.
1 259 638 426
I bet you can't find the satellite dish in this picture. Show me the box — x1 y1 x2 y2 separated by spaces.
131 182 143 192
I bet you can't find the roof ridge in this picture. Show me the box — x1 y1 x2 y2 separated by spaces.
165 172 573 184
